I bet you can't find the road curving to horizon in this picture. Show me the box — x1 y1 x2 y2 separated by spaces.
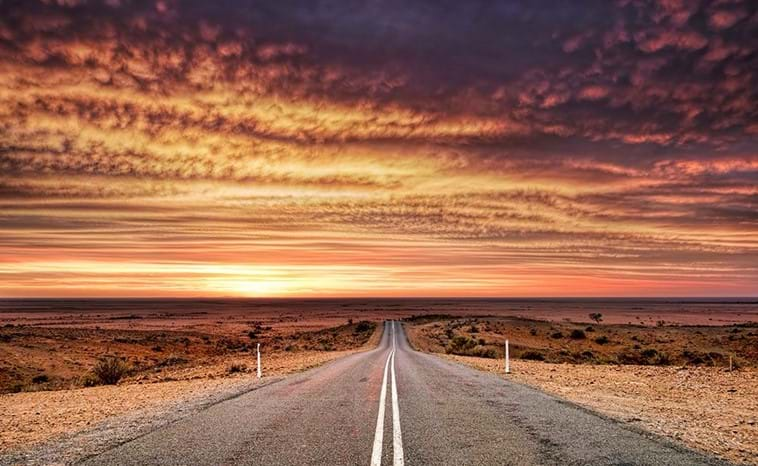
81 321 729 465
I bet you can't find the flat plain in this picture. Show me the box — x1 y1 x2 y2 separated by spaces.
1 298 756 464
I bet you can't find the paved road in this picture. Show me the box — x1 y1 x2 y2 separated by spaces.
82 322 728 465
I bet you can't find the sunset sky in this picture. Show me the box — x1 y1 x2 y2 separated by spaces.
1 0 757 297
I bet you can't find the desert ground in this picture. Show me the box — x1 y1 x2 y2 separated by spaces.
1 298 757 464
403 314 757 464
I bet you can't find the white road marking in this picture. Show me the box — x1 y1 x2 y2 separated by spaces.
370 322 394 466
369 321 405 466
390 323 404 466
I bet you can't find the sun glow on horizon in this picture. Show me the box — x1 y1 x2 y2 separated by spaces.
0 1 756 298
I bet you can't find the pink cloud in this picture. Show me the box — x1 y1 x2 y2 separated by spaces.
708 9 746 30
578 85 610 101
637 30 708 53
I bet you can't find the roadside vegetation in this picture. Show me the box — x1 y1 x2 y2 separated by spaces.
403 315 757 368
0 320 378 394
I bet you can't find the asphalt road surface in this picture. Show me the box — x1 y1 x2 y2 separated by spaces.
82 321 728 465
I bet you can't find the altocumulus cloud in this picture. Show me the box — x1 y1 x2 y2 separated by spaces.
0 0 756 297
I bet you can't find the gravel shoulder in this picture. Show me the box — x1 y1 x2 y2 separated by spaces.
440 354 757 465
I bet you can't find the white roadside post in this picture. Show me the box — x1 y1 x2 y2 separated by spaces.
257 342 262 378
505 339 510 374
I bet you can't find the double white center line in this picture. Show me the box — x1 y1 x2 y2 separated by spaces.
370 321 404 466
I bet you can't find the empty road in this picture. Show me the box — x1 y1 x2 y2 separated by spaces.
82 321 727 465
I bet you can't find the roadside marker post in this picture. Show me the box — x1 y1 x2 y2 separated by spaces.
257 343 262 378
505 339 510 374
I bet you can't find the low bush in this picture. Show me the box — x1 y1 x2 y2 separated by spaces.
617 347 670 365
445 335 497 358
228 363 247 373
32 374 49 384
520 350 545 361
92 357 130 385
550 331 564 339
594 335 609 345
355 321 373 333
570 329 586 340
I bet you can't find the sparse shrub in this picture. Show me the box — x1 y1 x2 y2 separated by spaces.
594 335 609 345
470 347 497 358
32 374 49 384
529 328 538 336
79 373 99 387
589 313 603 324
551 331 564 339
617 348 643 365
151 345 163 352
248 331 258 339
448 335 477 353
355 321 373 333
469 325 479 333
655 351 671 365
228 363 247 374
521 350 545 361
92 357 130 385
156 355 188 367
641 348 658 359
570 329 586 340
585 326 595 332
347 318 353 325
656 320 666 327
445 335 495 358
